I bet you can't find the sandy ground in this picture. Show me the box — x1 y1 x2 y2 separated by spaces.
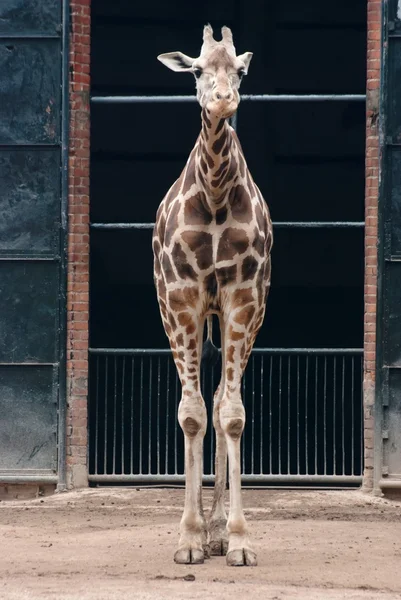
0 488 401 600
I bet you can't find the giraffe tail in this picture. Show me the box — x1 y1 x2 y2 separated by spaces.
201 315 220 367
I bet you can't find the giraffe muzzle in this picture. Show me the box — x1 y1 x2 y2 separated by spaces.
206 97 238 119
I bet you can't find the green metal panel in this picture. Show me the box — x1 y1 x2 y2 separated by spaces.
0 0 67 485
376 0 401 490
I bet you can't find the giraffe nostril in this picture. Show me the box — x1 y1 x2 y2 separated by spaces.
225 92 232 101
216 92 222 100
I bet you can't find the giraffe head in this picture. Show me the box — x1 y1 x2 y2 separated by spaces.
158 25 252 119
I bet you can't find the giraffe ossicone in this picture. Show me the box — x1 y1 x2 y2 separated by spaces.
153 24 273 567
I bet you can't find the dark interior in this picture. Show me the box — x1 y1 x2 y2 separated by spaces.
88 0 367 480
90 0 366 352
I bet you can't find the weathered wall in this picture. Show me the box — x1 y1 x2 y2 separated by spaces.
67 0 91 488
363 0 381 491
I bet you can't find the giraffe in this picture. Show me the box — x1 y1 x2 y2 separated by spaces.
152 25 272 567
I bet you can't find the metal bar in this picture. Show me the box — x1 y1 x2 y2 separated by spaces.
242 374 246 473
88 474 363 484
89 347 363 355
333 356 336 476
148 358 152 475
342 356 345 476
296 356 300 476
0 256 61 261
260 355 264 475
130 357 135 475
113 357 117 475
315 356 318 475
379 479 401 490
104 356 108 475
0 362 58 367
95 357 99 476
278 356 282 474
287 356 291 475
157 357 161 476
323 356 327 475
251 356 255 475
0 475 59 483
351 356 355 476
0 143 60 148
210 367 214 475
165 358 170 475
91 94 366 104
269 355 273 475
139 357 143 475
174 371 179 475
90 221 365 230
305 356 309 473
0 35 61 39
121 356 125 475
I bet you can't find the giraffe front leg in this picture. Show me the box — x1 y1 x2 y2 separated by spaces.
208 390 229 556
167 314 208 565
174 398 208 564
219 314 258 567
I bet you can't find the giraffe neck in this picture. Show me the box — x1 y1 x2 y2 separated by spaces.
196 109 239 202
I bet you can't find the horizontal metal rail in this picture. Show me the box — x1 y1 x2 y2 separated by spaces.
91 94 366 104
88 474 362 485
89 347 363 355
0 475 58 484
90 222 365 231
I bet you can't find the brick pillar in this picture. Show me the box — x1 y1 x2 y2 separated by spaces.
363 0 381 491
66 0 91 488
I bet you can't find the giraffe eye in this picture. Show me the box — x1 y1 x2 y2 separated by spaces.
193 68 202 79
238 69 245 79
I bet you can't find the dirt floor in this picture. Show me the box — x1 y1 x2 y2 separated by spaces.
0 488 401 599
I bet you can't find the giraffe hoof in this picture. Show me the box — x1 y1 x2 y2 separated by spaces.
226 548 257 567
174 548 204 565
210 539 229 556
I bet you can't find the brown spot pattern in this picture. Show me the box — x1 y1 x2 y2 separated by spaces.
242 255 259 281
234 304 256 325
229 328 245 341
161 253 176 283
184 192 212 226
214 159 229 178
254 202 266 236
164 200 180 247
168 287 199 311
217 228 249 261
216 264 237 287
232 287 254 307
215 119 225 135
181 154 196 195
204 271 217 297
212 131 226 155
181 231 213 270
252 226 265 256
226 345 235 363
216 206 228 225
171 243 198 281
229 184 253 224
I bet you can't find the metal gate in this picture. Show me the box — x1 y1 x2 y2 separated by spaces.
88 348 363 484
0 0 68 487
89 13 366 485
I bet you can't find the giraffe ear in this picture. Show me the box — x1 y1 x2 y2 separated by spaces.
236 52 253 75
157 52 195 72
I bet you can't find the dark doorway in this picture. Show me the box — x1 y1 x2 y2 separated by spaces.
89 0 366 484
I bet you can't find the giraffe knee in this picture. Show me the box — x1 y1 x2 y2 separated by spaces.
178 401 207 438
225 418 244 440
220 405 245 440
